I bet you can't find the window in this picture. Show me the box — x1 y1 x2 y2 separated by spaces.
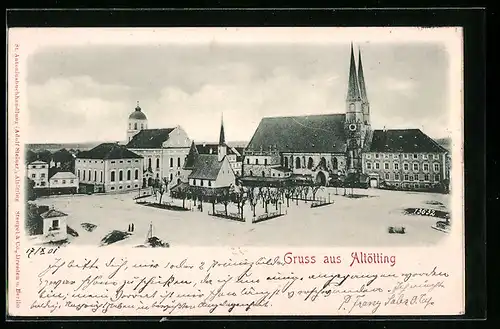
384 163 389 170
414 174 419 181
404 174 409 181
135 169 139 180
31 173 36 178
201 180 204 187
148 158 152 168
77 170 80 179
423 163 429 171
70 180 74 183
413 154 418 159
423 154 428 159
434 163 440 172
141 124 144 130
424 174 430 181
264 159 268 166
262 171 265 177
135 184 138 188
129 123 132 129
394 163 399 170
111 171 115 182
40 182 46 186
42 165 46 168
41 173 46 178
208 181 212 187
307 157 313 169
284 157 288 167
247 158 250 164
119 186 123 189
54 180 59 183
384 154 390 159
127 185 131 189
100 171 103 183
177 157 181 167
127 170 131 180
375 154 380 159
393 154 399 159
170 158 173 168
51 219 60 229
385 173 390 180
413 163 419 171
433 154 439 160
409 175 414 181
332 157 338 169
134 123 138 130
403 154 409 159
88 170 91 181
83 171 86 180
119 170 123 181
156 158 160 168
395 173 400 181
94 170 97 182
366 162 372 170
255 159 259 165
375 162 380 170
110 187 115 190
62 180 66 184
111 160 115 164
170 173 173 181
434 174 440 182
403 163 409 171
366 154 371 159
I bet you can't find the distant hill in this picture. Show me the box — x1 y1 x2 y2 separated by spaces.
25 142 115 152
435 137 452 152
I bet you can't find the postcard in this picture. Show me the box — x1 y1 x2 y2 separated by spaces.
7 26 464 316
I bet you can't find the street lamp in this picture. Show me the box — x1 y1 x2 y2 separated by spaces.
278 200 282 215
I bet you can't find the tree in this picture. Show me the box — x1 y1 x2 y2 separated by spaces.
234 185 248 219
26 178 36 201
247 186 259 217
25 150 37 164
36 149 52 163
153 177 169 205
259 187 272 213
284 185 294 207
269 187 281 211
220 185 234 216
311 184 322 201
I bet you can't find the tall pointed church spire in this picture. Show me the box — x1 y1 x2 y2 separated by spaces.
358 48 368 103
183 141 199 170
346 43 361 102
219 113 226 145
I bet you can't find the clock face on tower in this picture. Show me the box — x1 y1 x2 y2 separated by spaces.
349 123 357 131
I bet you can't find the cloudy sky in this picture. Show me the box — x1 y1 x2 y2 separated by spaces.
25 37 452 144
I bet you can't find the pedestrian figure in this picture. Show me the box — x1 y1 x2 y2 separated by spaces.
131 223 135 232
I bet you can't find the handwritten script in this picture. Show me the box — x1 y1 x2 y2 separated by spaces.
27 254 450 315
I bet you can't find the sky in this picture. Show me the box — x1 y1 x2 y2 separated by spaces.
25 37 452 144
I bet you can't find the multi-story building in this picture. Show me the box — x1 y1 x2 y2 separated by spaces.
124 103 192 187
361 129 449 189
26 160 49 188
75 143 143 193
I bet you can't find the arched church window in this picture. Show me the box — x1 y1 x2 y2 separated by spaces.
289 156 293 168
134 123 138 130
307 157 314 169
156 158 160 169
319 157 327 168
295 157 301 169
284 157 288 168
332 157 338 170
148 158 152 169
302 156 306 168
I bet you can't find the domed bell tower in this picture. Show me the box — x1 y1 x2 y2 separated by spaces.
127 101 148 142
344 44 371 173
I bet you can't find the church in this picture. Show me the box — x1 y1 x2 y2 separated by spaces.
242 44 450 190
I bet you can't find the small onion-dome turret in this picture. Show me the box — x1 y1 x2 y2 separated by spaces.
129 102 147 120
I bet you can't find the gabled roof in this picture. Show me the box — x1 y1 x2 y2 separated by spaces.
28 160 48 166
367 129 448 153
77 143 142 160
246 114 347 153
188 154 223 180
50 172 78 180
184 141 199 170
126 128 176 149
40 209 68 219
